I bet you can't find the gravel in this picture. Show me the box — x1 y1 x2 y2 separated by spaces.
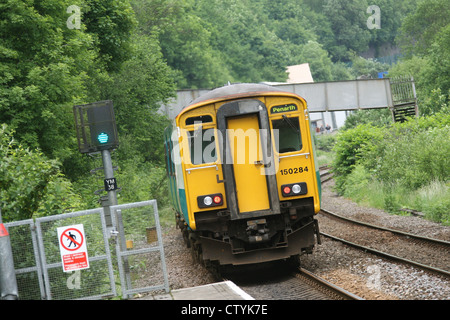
301 179 450 300
139 179 450 300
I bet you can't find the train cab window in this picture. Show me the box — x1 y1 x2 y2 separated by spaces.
272 116 302 153
186 115 213 126
188 128 217 164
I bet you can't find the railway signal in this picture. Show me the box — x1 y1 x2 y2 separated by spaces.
73 100 119 154
73 100 119 227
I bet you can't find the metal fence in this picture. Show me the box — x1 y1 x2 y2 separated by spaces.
110 200 169 299
390 76 417 105
4 200 169 300
389 76 418 122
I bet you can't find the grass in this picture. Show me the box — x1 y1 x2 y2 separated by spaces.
341 165 450 225
315 131 450 226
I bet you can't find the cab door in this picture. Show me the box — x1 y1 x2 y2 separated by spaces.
217 99 280 219
227 113 270 213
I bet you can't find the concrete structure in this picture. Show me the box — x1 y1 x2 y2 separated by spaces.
161 64 394 131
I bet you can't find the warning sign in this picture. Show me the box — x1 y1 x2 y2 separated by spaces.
57 224 89 272
0 223 9 237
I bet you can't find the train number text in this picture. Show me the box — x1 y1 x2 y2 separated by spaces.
280 167 308 175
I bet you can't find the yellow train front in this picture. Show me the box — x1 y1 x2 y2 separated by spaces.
164 83 321 268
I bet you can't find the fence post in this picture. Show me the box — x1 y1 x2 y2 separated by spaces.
0 209 19 300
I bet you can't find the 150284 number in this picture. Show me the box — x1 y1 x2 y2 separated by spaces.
280 166 308 175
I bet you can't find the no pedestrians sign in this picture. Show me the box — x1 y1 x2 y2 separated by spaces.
57 224 90 272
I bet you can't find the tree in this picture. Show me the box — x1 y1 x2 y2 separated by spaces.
298 41 334 81
322 0 371 61
83 0 137 72
0 0 141 179
397 0 450 57
193 0 289 84
0 124 83 222
392 0 450 114
102 34 176 163
0 0 100 170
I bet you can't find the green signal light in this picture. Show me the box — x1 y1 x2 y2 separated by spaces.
97 132 109 144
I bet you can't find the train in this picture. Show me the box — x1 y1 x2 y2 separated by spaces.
164 83 321 270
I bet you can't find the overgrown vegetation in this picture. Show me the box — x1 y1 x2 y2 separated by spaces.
1 0 448 225
331 111 450 224
329 0 450 225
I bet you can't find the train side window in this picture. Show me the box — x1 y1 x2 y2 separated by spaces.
272 116 302 153
188 128 217 164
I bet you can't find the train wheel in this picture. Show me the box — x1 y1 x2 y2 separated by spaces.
183 228 190 248
287 254 300 269
189 235 203 264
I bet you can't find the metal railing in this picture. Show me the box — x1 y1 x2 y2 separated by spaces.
4 200 168 300
110 200 169 299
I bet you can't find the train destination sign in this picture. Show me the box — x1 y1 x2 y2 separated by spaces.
270 104 298 114
57 224 90 272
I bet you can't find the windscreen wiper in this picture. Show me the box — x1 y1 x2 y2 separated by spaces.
282 115 300 133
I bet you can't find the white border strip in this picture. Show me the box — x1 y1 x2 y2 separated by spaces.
224 281 255 300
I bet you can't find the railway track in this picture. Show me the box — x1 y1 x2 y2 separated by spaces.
318 208 450 278
319 165 333 183
230 266 363 300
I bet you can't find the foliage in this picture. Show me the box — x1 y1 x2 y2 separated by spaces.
322 0 372 61
0 0 98 163
368 124 450 190
0 124 83 222
117 160 169 208
391 0 450 115
397 0 450 57
83 0 137 72
333 112 450 223
340 109 392 131
0 0 175 221
331 124 384 191
100 33 175 164
2 0 448 225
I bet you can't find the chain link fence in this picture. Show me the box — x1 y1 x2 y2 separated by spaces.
4 200 168 300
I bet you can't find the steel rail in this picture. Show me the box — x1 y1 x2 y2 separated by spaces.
296 268 364 300
320 232 450 277
320 208 450 247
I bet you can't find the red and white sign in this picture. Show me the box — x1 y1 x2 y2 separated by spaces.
57 224 89 272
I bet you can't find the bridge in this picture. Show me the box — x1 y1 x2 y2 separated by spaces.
162 77 418 126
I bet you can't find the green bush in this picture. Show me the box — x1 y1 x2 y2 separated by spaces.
0 124 84 222
363 117 450 190
415 181 450 224
331 124 384 193
333 111 450 224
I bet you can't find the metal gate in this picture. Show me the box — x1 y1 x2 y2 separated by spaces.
5 200 169 300
110 200 169 299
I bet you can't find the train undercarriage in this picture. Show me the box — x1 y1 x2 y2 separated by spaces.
176 197 321 272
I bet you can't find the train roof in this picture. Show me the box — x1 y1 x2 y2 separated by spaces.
176 83 305 119
180 83 289 111
190 83 285 105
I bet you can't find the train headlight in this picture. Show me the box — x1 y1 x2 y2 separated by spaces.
281 182 307 197
292 184 301 194
203 196 213 206
197 193 223 208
